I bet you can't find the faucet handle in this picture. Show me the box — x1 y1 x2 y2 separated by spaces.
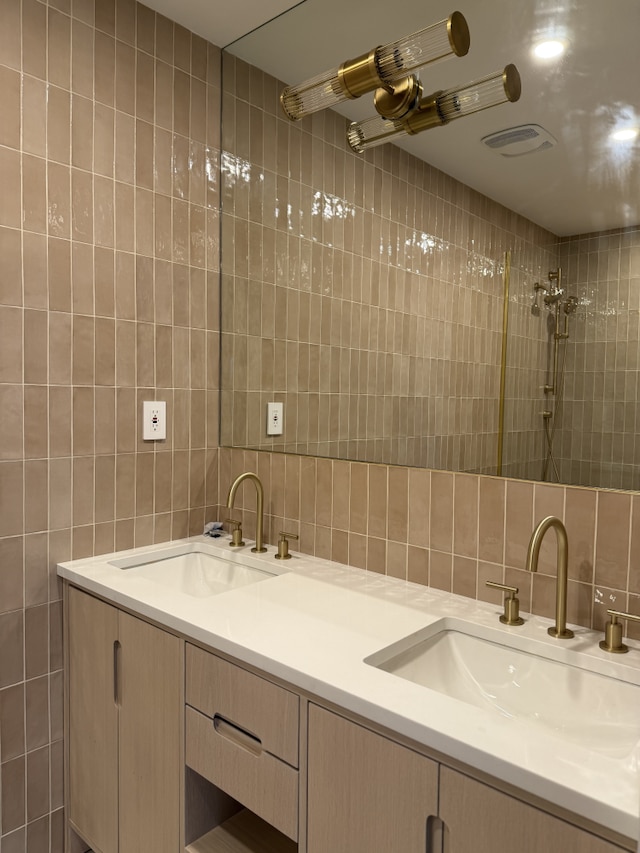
225 518 245 548
599 609 640 654
275 531 298 561
485 581 524 626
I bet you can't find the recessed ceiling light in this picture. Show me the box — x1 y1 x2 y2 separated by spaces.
610 128 639 142
533 40 566 59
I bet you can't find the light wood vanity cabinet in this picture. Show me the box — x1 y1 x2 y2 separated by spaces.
185 644 300 843
67 587 182 853
439 767 629 853
307 705 631 853
65 585 633 853
307 703 438 852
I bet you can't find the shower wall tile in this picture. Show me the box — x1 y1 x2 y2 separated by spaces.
220 55 558 473
558 226 640 490
0 0 221 842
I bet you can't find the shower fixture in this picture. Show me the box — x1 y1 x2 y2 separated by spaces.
531 282 546 315
544 268 571 395
537 267 577 483
279 12 522 153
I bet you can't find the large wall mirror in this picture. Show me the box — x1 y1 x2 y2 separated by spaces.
219 0 640 491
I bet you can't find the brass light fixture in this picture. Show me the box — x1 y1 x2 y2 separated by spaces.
279 12 522 153
348 65 521 153
280 12 470 121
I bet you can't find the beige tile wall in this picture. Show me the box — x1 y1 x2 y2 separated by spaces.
219 54 558 474
0 0 220 847
558 226 640 489
2 0 639 846
218 446 640 641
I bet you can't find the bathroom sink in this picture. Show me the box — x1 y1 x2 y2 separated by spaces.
108 543 283 598
365 618 640 759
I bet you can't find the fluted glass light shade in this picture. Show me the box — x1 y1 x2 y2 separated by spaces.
375 11 469 84
280 12 470 121
347 65 522 153
435 65 522 122
347 115 401 153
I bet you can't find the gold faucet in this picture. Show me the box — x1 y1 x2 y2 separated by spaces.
226 472 267 553
525 516 574 639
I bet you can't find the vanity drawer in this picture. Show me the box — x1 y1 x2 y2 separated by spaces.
185 644 299 767
185 705 299 841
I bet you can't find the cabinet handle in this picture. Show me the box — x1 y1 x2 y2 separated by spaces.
213 714 262 756
113 640 121 706
426 815 444 853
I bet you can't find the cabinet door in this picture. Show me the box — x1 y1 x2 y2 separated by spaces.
439 766 627 853
307 705 439 853
68 588 119 853
118 610 182 853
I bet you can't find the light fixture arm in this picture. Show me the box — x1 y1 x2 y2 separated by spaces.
373 76 423 120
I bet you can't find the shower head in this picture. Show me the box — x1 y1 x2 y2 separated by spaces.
544 291 563 305
563 296 578 314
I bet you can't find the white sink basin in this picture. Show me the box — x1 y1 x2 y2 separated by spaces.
108 543 283 598
365 618 640 760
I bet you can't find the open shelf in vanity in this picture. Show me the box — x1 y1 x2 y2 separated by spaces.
186 810 296 853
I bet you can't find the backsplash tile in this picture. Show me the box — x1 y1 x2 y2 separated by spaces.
217 446 640 637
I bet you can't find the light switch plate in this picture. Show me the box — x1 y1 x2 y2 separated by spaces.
267 402 284 435
143 401 166 440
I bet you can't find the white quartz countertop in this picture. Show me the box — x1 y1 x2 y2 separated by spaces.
58 535 640 843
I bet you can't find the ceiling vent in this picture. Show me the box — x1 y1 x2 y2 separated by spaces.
481 124 557 157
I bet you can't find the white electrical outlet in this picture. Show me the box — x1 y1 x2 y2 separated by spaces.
267 402 284 436
143 401 167 440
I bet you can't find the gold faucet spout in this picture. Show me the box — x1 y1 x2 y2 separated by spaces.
226 472 267 553
525 516 573 639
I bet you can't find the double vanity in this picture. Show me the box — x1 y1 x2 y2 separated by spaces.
58 533 640 852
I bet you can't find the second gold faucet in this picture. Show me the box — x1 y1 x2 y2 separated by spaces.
525 516 573 639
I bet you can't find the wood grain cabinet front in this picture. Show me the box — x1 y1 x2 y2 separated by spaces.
306 704 632 853
307 703 439 853
67 587 182 853
439 767 630 853
185 644 300 842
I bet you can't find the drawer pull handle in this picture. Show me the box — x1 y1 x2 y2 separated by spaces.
213 715 263 756
113 640 121 706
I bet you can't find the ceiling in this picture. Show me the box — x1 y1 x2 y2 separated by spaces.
143 0 640 237
139 0 302 51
